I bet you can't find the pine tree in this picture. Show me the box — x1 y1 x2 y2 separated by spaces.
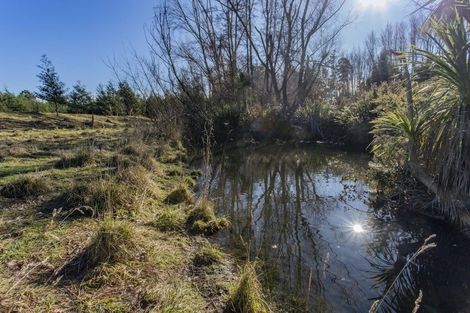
118 82 140 115
36 55 67 116
70 82 93 113
96 82 122 115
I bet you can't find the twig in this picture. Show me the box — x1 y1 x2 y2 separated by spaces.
6 257 50 295
369 234 436 313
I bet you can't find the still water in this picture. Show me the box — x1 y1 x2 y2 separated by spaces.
205 144 470 313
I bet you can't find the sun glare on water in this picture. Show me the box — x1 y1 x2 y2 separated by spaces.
352 224 365 233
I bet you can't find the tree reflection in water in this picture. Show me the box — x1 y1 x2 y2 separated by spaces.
205 144 470 313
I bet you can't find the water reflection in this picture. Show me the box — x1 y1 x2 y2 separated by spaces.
205 144 470 313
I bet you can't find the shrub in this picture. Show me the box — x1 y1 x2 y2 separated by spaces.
186 198 229 235
228 264 269 313
1 175 50 198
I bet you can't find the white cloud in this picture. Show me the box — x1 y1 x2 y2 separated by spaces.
355 0 398 11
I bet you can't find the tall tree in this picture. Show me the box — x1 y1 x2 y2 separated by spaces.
36 55 67 116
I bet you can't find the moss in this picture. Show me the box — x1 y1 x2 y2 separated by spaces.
165 183 193 205
228 264 270 313
0 174 51 198
193 244 224 266
153 206 186 232
187 198 229 235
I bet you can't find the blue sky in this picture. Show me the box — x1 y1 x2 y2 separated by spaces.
0 0 411 94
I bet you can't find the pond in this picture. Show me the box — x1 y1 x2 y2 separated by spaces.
204 144 470 313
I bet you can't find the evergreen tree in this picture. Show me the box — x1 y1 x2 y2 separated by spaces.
69 82 94 113
96 82 122 115
36 55 67 116
118 81 140 115
369 50 393 86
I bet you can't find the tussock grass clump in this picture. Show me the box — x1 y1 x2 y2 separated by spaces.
1 174 50 198
86 219 135 265
108 153 135 171
228 264 270 313
120 143 149 158
115 165 152 192
193 244 223 266
55 149 95 168
139 280 205 313
60 219 136 278
87 180 131 215
183 176 196 188
140 155 159 172
190 169 202 179
165 183 193 205
153 206 186 232
62 179 132 217
187 198 229 235
157 142 187 163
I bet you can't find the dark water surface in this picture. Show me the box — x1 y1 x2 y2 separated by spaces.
205 144 470 313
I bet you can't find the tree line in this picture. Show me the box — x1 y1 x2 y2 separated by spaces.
0 55 143 116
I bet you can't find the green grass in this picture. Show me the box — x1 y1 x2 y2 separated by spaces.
187 197 230 235
165 183 194 205
152 206 186 232
193 244 224 266
0 112 242 312
0 174 51 198
228 264 270 313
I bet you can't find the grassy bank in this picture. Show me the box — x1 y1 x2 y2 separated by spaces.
0 113 271 313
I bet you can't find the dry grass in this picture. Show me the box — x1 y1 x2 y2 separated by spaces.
55 147 96 169
228 264 270 313
193 244 224 266
165 183 194 205
152 206 186 232
76 219 136 273
187 197 230 235
0 113 243 313
0 174 51 198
